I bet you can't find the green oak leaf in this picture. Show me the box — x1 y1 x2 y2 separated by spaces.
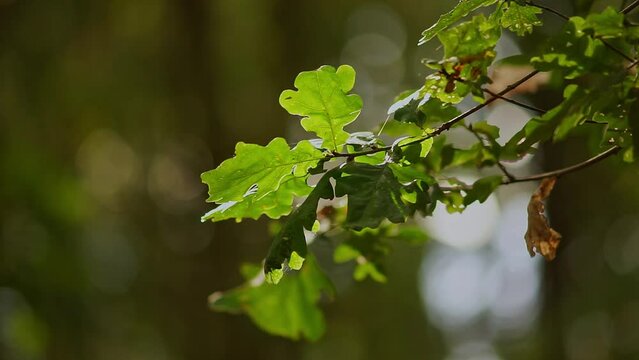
531 17 620 78
422 15 500 104
279 65 363 152
333 230 390 283
471 120 500 140
438 14 501 59
463 175 502 205
425 136 497 171
582 6 624 39
264 169 337 284
506 85 591 154
420 98 461 125
390 90 461 128
210 255 334 341
335 163 410 230
419 0 499 45
434 185 466 213
201 138 324 204
499 1 542 36
471 120 501 154
201 176 312 222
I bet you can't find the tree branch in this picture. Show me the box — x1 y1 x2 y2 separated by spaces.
329 70 541 159
463 123 516 181
441 145 622 192
503 145 622 184
527 1 569 20
622 0 639 14
482 88 546 113
527 1 636 62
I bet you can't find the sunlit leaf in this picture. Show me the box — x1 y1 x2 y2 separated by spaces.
531 17 621 78
202 177 312 222
438 14 501 58
280 65 363 151
499 1 542 36
419 0 498 45
201 138 323 204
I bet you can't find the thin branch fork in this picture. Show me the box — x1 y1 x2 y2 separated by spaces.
328 3 628 183
503 145 622 184
482 88 629 133
463 123 516 181
441 145 622 192
329 70 541 159
622 0 639 14
527 1 637 63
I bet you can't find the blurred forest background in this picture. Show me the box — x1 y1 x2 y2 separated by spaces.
2 0 639 359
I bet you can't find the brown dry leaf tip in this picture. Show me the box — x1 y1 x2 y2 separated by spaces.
525 177 562 261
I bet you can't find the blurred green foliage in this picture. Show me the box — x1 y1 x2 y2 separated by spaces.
2 0 639 359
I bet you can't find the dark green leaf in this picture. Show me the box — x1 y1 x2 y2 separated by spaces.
583 6 624 39
463 175 502 205
471 120 500 141
336 163 410 230
210 256 334 341
507 85 591 154
333 230 390 283
264 169 337 284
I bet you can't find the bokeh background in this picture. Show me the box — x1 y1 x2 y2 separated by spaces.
2 0 639 359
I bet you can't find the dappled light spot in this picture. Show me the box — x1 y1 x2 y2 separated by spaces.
76 129 140 207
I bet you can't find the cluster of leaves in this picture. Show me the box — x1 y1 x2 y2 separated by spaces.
201 0 639 340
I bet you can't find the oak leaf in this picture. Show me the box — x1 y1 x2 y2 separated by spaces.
525 177 561 260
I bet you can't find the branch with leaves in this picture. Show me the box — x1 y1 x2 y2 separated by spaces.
200 0 639 340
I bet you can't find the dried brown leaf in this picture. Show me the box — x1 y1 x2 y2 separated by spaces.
525 177 561 260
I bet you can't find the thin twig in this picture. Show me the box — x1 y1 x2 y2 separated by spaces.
503 145 622 184
441 145 622 191
622 0 629 12
527 1 636 62
482 88 547 113
527 1 569 20
622 0 639 14
627 58 639 69
463 123 516 180
482 87 628 132
602 41 635 62
377 114 391 137
329 70 541 159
